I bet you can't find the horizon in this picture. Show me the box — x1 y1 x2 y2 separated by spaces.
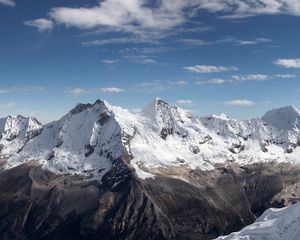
1 0 300 123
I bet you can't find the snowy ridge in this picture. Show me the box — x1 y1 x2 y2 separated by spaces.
5 100 124 179
1 98 300 180
111 99 300 178
262 105 300 130
0 115 42 158
217 202 300 240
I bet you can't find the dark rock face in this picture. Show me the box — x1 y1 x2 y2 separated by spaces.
0 162 299 240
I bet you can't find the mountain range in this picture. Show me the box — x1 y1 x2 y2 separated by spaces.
0 98 299 240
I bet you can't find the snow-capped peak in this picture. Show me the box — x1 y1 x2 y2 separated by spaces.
262 105 300 130
141 98 192 132
4 100 124 179
1 99 300 181
0 115 42 158
210 113 231 121
0 115 42 141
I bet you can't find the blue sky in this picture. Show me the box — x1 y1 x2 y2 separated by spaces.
0 0 300 123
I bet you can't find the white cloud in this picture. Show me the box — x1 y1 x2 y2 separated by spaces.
49 0 185 37
218 0 300 18
0 86 44 94
224 99 254 106
184 65 238 73
231 74 268 81
180 39 207 46
176 99 192 105
274 59 300 69
135 81 167 92
0 0 15 7
136 79 188 92
168 80 188 85
236 38 272 45
196 78 225 84
24 18 54 32
122 55 157 65
82 37 155 46
141 58 156 64
180 37 271 46
65 87 91 96
45 0 300 39
101 59 119 64
100 87 124 93
65 87 125 95
275 74 297 79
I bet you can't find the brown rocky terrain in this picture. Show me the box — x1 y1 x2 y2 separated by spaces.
0 160 299 240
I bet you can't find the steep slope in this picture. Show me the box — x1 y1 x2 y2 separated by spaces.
2 98 300 181
6 100 125 179
111 99 300 180
0 99 300 240
217 201 300 240
262 105 300 130
0 115 42 159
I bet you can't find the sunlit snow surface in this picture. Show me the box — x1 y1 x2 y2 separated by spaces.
112 99 300 178
217 202 300 240
1 99 300 180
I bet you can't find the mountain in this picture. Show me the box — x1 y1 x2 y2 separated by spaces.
0 98 299 239
262 105 300 130
0 115 42 159
217 201 300 240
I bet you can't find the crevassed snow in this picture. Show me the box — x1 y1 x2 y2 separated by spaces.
1 98 300 180
216 202 300 240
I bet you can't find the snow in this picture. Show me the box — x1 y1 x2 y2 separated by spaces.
262 105 300 130
0 115 42 158
109 99 300 178
1 98 300 181
216 202 300 240
4 101 124 180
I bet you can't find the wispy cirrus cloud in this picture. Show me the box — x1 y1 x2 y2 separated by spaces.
0 86 44 94
176 99 192 105
180 37 272 46
100 87 124 93
101 59 120 64
24 18 54 32
184 65 238 73
65 87 125 96
224 99 254 106
237 38 272 45
82 37 157 46
167 80 187 86
275 74 297 79
65 87 91 96
196 78 225 85
141 58 157 64
135 79 187 92
231 74 268 81
0 0 15 7
122 55 157 65
135 81 166 91
274 59 300 69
